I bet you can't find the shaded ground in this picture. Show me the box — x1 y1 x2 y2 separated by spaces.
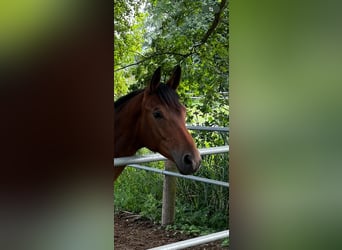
114 211 228 250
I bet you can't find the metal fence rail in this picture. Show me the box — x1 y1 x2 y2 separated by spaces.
186 125 229 132
127 164 229 187
148 230 229 250
114 145 229 166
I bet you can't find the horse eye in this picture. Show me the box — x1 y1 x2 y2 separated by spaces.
153 111 163 119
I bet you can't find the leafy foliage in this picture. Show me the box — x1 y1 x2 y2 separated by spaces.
114 0 147 98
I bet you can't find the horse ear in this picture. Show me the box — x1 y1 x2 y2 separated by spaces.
149 67 161 93
167 65 181 90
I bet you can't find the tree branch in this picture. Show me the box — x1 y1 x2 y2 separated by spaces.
200 0 228 44
114 58 150 72
114 51 192 72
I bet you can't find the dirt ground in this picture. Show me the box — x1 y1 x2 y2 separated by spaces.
114 211 228 250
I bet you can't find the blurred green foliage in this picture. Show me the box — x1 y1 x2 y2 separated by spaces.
230 0 342 249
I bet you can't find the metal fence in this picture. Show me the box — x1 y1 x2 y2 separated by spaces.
114 126 229 249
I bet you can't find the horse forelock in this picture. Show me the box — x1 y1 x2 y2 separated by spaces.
155 83 182 111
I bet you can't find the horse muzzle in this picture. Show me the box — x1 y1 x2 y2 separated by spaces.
173 151 202 175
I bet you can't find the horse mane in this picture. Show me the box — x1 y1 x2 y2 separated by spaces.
114 83 181 111
114 89 144 111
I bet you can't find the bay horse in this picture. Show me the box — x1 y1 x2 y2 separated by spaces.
114 65 201 181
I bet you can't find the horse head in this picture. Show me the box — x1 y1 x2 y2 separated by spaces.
139 66 201 175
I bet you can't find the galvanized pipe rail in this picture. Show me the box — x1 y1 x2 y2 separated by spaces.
148 230 229 250
113 145 229 167
127 164 229 187
186 125 229 132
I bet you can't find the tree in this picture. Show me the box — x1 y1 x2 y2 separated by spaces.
114 0 228 128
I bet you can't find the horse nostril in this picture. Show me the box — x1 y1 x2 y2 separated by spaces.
183 154 193 165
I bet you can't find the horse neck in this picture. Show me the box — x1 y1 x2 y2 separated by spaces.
114 93 144 157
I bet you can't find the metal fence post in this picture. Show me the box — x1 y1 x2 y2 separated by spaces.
161 160 177 226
